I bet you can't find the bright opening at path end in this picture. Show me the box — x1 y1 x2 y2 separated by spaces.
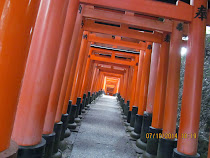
206 26 210 34
181 47 187 56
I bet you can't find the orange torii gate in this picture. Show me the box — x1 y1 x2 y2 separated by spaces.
99 71 123 94
81 48 138 94
105 78 120 95
70 33 140 106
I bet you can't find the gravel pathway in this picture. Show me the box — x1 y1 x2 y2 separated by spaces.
63 95 137 158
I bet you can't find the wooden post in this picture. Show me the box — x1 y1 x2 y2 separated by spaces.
0 0 41 155
70 31 89 105
43 0 79 135
137 42 153 115
175 0 208 156
142 33 170 157
157 21 183 157
12 0 68 157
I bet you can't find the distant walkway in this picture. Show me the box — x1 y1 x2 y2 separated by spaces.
64 95 137 158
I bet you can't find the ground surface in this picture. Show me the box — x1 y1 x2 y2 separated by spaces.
62 95 137 158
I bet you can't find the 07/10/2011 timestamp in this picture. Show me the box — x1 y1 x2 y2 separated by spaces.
146 133 197 139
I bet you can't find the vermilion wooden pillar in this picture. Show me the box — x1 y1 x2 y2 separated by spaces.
70 31 89 105
123 69 129 102
138 42 153 115
80 57 93 95
100 75 105 91
90 65 98 92
142 33 170 157
12 0 68 156
94 70 100 92
59 9 84 116
119 76 124 97
157 21 183 157
0 0 41 156
43 0 79 135
146 43 161 114
97 72 103 92
129 63 138 109
127 44 151 133
84 62 95 93
76 47 91 98
132 43 159 141
134 51 145 109
95 71 102 92
175 0 208 156
88 62 97 92
152 34 170 129
127 67 134 103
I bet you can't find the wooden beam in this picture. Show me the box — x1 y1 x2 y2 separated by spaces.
83 5 173 32
89 34 146 50
80 0 193 22
95 60 129 68
97 66 126 74
84 19 163 43
91 47 140 58
90 54 137 66
102 72 123 78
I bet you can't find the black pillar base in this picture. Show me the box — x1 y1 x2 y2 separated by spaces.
75 117 81 124
90 96 92 104
60 114 70 141
157 138 177 158
130 131 140 140
64 128 71 138
17 138 46 158
58 140 68 152
124 122 130 126
67 100 72 115
53 122 63 156
172 148 200 158
67 123 77 130
127 106 138 132
126 126 134 132
87 92 91 106
125 110 131 126
0 141 18 158
75 97 81 118
127 110 131 123
42 132 55 158
68 105 77 129
142 126 162 157
124 101 130 117
136 138 147 151
78 115 83 119
142 151 157 158
130 114 143 140
51 150 62 158
136 112 153 151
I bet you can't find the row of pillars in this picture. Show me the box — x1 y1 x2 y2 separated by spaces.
116 1 209 157
0 0 105 157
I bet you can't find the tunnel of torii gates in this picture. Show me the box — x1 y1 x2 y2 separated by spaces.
0 0 210 158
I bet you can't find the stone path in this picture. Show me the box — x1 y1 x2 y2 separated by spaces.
62 95 137 158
